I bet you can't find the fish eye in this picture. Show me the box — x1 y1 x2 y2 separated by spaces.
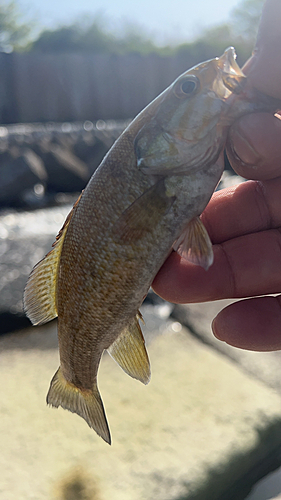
181 79 197 94
173 75 200 99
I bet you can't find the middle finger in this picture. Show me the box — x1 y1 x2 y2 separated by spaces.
202 176 281 244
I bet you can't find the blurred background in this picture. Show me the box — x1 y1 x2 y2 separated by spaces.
0 0 262 124
2 1 281 499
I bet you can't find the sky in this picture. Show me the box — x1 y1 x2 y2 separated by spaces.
18 0 243 45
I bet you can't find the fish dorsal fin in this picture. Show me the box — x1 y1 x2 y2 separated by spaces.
137 309 145 324
23 194 82 325
107 315 151 385
173 216 214 271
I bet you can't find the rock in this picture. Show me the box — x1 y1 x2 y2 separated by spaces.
35 140 90 193
1 319 281 499
0 120 129 208
0 146 47 205
72 133 111 176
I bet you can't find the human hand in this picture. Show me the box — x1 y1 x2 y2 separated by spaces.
153 0 281 352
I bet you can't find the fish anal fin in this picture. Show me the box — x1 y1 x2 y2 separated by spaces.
114 180 175 243
107 316 151 385
173 216 214 270
47 367 111 445
23 194 81 326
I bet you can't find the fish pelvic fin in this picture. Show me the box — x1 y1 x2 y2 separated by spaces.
173 216 214 271
107 315 151 385
46 367 111 445
23 194 82 325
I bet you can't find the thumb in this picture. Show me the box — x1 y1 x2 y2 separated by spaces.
243 0 281 99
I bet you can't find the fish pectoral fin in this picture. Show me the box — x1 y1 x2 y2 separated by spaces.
47 367 111 445
107 316 151 385
23 194 82 325
113 179 175 243
173 216 214 271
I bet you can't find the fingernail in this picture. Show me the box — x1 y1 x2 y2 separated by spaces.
229 122 262 166
211 317 224 341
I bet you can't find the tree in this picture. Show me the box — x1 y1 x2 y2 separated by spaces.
176 0 264 67
0 0 31 52
231 0 264 41
31 20 115 54
30 17 159 55
29 0 264 59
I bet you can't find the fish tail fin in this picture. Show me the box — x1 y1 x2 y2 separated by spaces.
46 367 111 445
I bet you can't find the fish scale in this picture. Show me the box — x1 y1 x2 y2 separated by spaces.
24 48 279 444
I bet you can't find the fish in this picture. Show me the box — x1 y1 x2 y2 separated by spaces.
23 48 278 444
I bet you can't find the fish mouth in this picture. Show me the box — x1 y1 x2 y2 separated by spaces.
212 47 247 101
217 47 247 95
217 47 281 120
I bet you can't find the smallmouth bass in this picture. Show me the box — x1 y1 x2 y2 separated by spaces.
24 48 277 444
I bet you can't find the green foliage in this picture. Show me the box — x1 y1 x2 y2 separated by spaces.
177 25 251 68
0 0 263 61
32 20 113 53
0 0 31 52
176 0 263 67
231 0 264 40
29 0 263 64
31 18 161 55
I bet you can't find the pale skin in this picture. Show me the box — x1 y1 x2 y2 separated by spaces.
153 0 281 352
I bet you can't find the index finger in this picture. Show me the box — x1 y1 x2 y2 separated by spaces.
202 177 281 244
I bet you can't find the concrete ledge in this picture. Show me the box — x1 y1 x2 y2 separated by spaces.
1 317 281 499
173 302 281 392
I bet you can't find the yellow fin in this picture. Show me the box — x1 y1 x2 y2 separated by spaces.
173 216 213 270
46 367 111 445
137 309 145 324
23 194 82 325
107 316 151 385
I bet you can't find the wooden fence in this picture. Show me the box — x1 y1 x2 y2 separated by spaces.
0 50 216 124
